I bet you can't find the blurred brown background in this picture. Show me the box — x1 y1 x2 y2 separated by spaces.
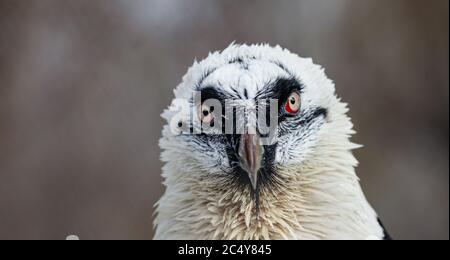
0 0 448 240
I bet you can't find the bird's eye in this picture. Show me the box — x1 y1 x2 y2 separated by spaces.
284 91 301 115
198 103 214 125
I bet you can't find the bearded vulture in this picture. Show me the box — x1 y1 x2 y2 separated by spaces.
154 44 391 240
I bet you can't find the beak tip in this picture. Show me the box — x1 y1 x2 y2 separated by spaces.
248 171 259 191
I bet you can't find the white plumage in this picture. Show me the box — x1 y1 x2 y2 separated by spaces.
154 43 386 240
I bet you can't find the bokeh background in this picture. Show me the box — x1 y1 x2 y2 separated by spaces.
0 0 448 240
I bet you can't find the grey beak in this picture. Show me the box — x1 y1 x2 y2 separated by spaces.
238 134 264 190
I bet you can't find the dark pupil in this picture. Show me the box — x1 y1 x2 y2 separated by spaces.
290 97 296 105
203 110 209 116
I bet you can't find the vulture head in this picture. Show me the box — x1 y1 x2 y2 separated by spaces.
154 44 387 240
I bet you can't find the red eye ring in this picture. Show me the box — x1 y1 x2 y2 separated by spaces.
285 92 301 114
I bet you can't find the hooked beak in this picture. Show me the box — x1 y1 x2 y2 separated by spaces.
238 134 264 191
